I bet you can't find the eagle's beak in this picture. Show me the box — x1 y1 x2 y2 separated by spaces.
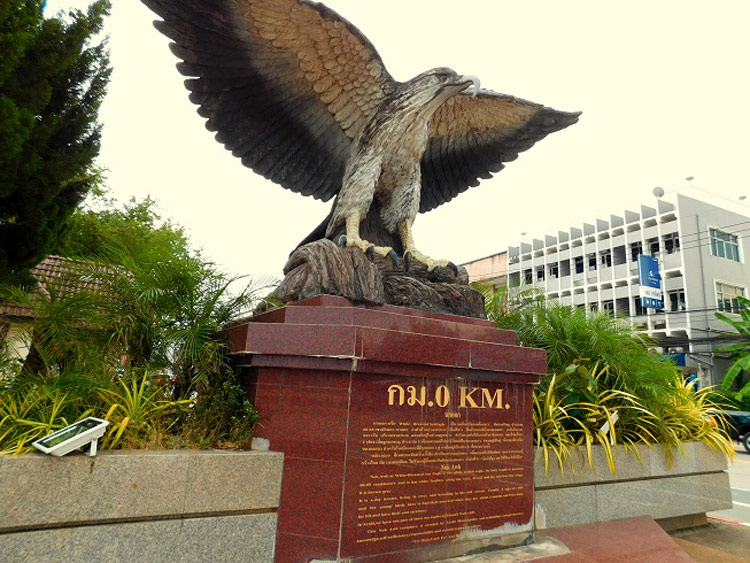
460 75 481 97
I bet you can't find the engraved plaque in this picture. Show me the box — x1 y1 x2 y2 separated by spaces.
340 375 534 558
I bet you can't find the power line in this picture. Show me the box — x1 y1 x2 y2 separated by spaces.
662 228 749 254
676 184 750 211
668 219 750 244
573 224 749 255
514 217 750 254
514 227 748 276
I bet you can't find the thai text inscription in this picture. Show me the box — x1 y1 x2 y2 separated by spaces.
387 384 512 410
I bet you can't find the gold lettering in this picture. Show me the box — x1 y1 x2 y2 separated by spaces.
407 386 426 407
435 385 450 407
459 387 479 408
388 385 405 406
481 388 504 409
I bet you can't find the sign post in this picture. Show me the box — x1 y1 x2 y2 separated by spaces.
638 255 664 310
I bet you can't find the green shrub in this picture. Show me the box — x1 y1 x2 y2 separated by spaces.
0 370 188 455
0 192 277 454
478 284 734 471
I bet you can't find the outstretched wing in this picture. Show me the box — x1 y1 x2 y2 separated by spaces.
420 92 580 212
142 0 397 201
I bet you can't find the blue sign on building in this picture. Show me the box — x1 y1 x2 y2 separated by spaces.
663 353 687 366
638 255 664 310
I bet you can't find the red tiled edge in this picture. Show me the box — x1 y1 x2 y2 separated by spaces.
538 517 693 563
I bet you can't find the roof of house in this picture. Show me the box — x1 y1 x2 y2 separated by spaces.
0 256 104 319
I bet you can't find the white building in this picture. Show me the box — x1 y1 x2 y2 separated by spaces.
503 194 749 386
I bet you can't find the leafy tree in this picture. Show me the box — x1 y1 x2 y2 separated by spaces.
0 0 111 285
53 192 191 264
716 296 750 409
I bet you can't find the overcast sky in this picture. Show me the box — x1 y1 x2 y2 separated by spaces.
46 1 750 278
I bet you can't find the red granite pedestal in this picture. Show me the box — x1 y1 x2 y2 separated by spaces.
225 296 546 563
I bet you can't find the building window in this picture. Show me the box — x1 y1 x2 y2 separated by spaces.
523 269 532 284
574 256 584 274
600 250 612 268
710 228 741 262
647 237 659 256
716 282 745 313
668 289 686 312
588 254 597 271
548 263 559 279
536 267 545 281
589 303 598 313
602 300 614 315
560 260 571 278
663 232 680 254
633 297 644 316
630 241 642 262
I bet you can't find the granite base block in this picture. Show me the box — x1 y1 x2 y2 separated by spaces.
594 472 732 522
0 513 277 563
535 486 598 529
535 462 732 530
0 450 283 562
0 450 283 531
228 296 545 562
533 442 730 488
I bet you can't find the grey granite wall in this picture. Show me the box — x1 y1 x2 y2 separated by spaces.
533 442 732 529
0 450 283 563
0 442 732 562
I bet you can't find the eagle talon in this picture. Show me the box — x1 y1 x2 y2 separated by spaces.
337 235 347 248
430 266 442 281
447 261 458 276
403 252 412 272
387 250 399 269
366 246 376 261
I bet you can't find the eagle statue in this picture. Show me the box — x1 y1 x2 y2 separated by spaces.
142 0 580 275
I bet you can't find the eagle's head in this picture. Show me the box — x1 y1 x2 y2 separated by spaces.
397 68 481 113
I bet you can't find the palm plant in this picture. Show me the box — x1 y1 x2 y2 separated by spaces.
79 246 274 398
715 296 750 409
0 195 276 453
1 272 116 379
483 289 679 403
0 246 275 453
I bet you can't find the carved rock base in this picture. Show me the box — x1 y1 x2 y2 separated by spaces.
274 239 486 318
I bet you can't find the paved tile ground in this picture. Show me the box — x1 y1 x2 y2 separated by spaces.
669 518 750 562
710 443 750 526
438 517 693 562
437 515 750 562
536 517 692 563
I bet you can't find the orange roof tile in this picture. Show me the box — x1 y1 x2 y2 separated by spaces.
0 256 105 319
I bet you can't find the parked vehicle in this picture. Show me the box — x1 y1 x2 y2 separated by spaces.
717 411 750 453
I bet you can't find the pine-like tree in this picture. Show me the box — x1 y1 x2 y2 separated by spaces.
0 1 111 285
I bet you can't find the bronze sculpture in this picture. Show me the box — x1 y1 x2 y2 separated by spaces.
143 0 579 315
